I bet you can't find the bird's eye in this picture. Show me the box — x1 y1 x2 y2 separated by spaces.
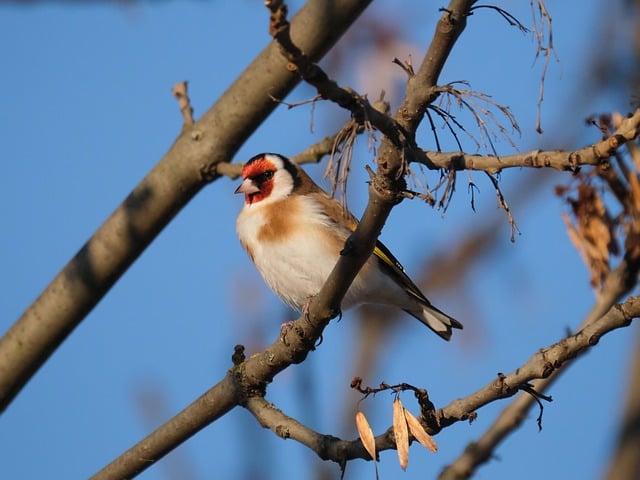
253 170 275 184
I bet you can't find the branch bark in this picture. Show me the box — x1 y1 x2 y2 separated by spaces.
417 108 640 173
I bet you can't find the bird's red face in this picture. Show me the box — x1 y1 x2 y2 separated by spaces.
235 156 277 205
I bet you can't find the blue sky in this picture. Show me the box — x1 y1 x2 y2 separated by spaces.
0 1 638 479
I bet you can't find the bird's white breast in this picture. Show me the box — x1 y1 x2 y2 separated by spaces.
237 196 349 311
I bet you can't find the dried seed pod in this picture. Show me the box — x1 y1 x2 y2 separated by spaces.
355 411 376 461
403 408 438 453
393 398 409 470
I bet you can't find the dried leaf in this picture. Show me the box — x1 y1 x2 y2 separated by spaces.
355 411 376 461
403 408 438 453
562 183 617 294
393 398 409 470
578 186 611 262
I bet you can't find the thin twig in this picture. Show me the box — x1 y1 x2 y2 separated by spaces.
435 81 521 154
171 81 194 126
485 172 521 242
470 4 529 33
531 0 557 134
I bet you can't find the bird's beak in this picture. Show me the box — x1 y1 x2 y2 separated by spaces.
235 178 260 195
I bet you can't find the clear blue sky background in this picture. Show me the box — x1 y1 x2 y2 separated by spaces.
1 1 638 479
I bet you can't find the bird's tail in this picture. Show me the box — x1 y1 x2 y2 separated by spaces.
403 305 463 341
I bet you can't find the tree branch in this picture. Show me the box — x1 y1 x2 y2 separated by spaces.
437 245 640 478
438 297 640 479
211 296 639 469
215 133 340 180
91 375 239 480
415 108 640 174
400 0 476 134
265 0 407 147
216 109 640 184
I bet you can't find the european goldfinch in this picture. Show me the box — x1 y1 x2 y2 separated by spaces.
235 153 462 340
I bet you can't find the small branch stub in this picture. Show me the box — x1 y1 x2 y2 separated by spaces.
172 81 195 127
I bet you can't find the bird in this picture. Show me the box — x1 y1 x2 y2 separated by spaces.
235 153 463 340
